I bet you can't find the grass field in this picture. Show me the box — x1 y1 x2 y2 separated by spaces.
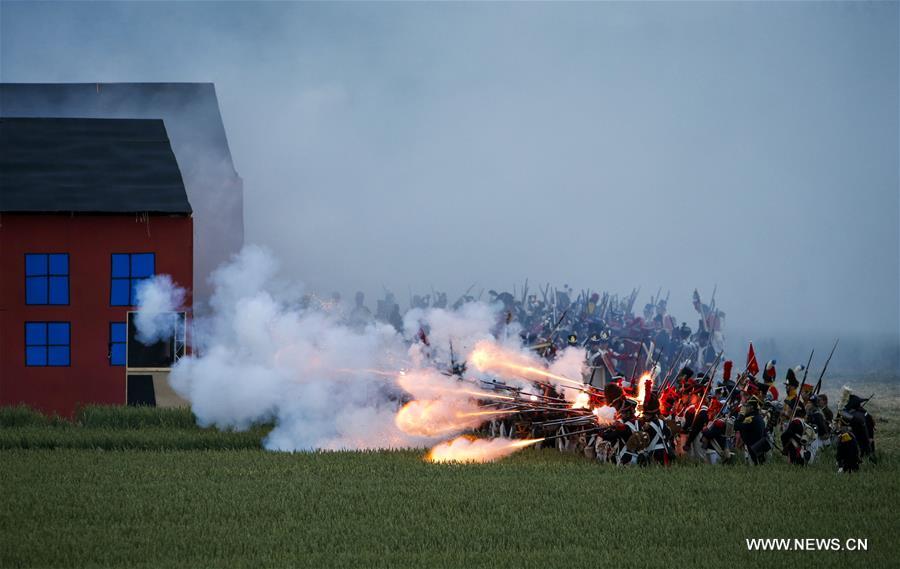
2 383 898 569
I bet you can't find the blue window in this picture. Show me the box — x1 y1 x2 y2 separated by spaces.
25 322 70 366
109 322 127 366
110 253 155 306
25 254 69 305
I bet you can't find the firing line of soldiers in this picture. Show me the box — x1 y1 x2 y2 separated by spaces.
480 341 877 473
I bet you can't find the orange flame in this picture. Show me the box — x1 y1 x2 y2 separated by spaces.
396 368 515 402
395 400 499 437
427 436 544 463
635 373 653 417
456 409 515 417
469 341 583 387
571 391 590 409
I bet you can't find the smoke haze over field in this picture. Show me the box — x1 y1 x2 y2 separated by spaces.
2 2 898 365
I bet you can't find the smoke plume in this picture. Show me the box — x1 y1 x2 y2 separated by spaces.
141 246 572 451
135 275 186 344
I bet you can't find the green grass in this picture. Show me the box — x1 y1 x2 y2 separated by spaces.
0 405 268 450
0 426 264 451
1 386 898 569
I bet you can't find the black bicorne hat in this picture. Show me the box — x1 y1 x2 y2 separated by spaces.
785 368 799 387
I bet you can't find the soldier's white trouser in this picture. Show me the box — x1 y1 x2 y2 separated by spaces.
689 437 704 460
807 438 824 464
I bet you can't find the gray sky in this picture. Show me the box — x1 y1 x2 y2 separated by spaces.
2 1 898 343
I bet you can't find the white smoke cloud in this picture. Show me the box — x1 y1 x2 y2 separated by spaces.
549 347 588 402
138 246 609 452
592 405 616 426
164 247 411 449
402 301 503 366
135 275 186 344
158 245 519 451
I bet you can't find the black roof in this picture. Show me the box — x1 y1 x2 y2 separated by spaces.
0 83 238 180
0 117 192 214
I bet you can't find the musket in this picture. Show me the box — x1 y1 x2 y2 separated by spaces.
694 289 710 332
710 284 717 312
539 427 603 442
695 350 725 408
540 283 550 304
587 363 598 387
452 282 477 309
627 335 648 387
813 339 839 396
533 414 596 427
627 287 640 316
788 349 815 423
545 309 569 343
647 342 666 382
801 349 814 386
710 371 748 422
598 292 608 320
657 345 686 392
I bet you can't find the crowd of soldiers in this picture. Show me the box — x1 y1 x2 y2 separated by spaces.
311 283 876 472
564 361 874 473
347 283 726 379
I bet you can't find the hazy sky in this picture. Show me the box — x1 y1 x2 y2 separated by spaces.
2 1 898 340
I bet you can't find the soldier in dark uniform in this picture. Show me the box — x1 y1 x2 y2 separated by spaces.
781 367 801 423
780 405 812 466
806 394 832 446
736 397 769 465
835 411 862 473
683 394 709 459
640 395 673 465
818 393 834 425
603 382 625 411
700 417 731 464
843 394 876 462
600 398 640 466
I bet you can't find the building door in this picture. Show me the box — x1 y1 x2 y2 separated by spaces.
126 374 156 406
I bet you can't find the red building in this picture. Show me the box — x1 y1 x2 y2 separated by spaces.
0 117 193 416
0 82 244 308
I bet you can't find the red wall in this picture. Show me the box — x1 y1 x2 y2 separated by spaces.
0 213 193 416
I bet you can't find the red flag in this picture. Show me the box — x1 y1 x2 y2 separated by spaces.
723 360 733 382
746 342 759 376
